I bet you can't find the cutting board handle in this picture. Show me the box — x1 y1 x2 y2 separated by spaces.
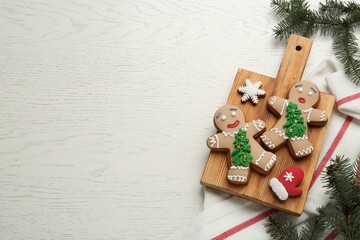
275 34 313 98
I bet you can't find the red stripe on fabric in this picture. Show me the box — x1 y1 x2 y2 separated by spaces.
213 116 353 240
211 209 276 240
324 229 339 240
310 116 353 187
336 92 360 106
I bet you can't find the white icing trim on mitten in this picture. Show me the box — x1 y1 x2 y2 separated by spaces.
296 146 314 156
265 154 277 171
269 178 288 201
260 135 276 149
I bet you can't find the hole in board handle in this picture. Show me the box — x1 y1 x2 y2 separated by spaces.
296 45 302 51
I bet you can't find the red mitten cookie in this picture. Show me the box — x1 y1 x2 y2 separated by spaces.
260 81 328 158
269 166 304 201
207 105 277 184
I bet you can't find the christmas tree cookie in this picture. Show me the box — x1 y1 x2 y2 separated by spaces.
260 81 328 158
207 105 277 184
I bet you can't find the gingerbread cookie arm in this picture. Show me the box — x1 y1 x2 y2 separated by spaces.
267 96 288 116
307 108 328 126
244 119 266 137
207 133 228 150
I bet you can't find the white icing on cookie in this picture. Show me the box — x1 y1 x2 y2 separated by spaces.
260 135 275 149
237 79 266 104
283 172 295 182
265 154 277 171
296 146 314 156
269 178 288 200
270 127 288 140
241 123 249 131
269 96 277 105
230 166 249 170
290 135 308 141
255 151 266 165
222 131 238 138
209 135 219 148
256 119 264 129
320 111 326 121
301 108 313 123
228 175 247 182
253 120 261 132
280 100 289 115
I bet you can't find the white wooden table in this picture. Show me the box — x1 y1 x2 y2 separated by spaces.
0 0 333 239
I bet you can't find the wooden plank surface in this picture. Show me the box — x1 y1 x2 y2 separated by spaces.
1 1 338 238
201 35 336 215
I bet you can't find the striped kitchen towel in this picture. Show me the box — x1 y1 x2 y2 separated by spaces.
169 57 360 240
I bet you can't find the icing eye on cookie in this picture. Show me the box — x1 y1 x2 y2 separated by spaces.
297 87 303 93
231 111 236 117
221 115 227 121
308 87 317 96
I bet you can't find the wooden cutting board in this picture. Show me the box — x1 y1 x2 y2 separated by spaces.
200 34 336 216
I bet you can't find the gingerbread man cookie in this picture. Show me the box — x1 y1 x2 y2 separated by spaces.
260 81 328 158
207 105 277 184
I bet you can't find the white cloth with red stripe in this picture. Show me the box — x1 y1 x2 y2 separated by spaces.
169 57 360 240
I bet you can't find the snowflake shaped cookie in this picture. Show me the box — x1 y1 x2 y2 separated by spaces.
237 79 266 104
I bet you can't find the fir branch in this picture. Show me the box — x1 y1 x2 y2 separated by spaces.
323 156 360 214
271 0 292 17
320 0 360 16
265 212 299 240
317 205 345 232
266 156 360 239
271 0 360 85
299 212 327 240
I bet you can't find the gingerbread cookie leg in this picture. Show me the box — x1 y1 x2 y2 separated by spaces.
227 165 250 184
250 143 277 174
288 136 313 158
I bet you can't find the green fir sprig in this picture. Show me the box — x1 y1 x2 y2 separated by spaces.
265 155 360 240
271 0 360 85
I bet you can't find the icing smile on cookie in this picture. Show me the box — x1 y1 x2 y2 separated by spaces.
227 120 240 128
298 97 306 103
